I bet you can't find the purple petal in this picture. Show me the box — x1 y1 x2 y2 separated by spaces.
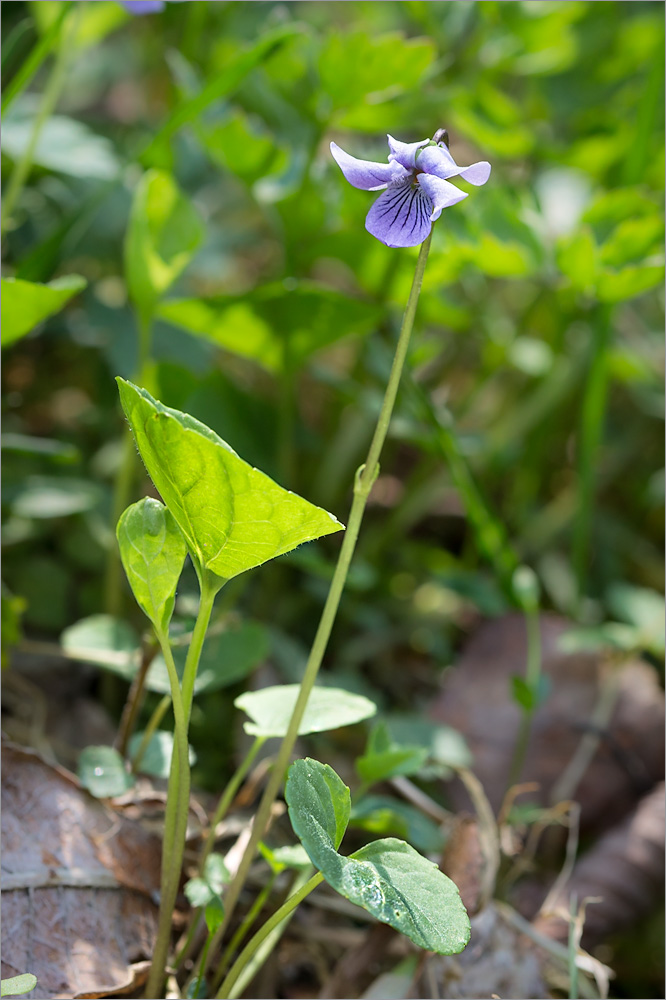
387 134 429 170
330 141 408 192
418 145 491 186
120 1 165 13
417 175 468 221
365 181 433 248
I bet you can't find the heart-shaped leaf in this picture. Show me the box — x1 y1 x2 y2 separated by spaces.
286 758 470 956
184 852 230 908
128 730 196 779
1 275 86 348
61 615 140 672
61 614 268 694
285 758 350 853
117 497 187 633
124 170 204 322
235 684 376 738
78 746 134 799
117 378 344 584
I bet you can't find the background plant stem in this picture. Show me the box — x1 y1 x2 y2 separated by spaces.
199 736 265 868
216 873 324 999
573 305 612 613
206 234 432 982
1 2 73 115
1 5 77 234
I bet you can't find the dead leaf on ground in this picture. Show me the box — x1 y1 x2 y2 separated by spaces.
431 614 664 832
1 742 160 1000
533 781 665 949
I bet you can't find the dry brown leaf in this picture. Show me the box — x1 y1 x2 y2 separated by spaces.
533 781 665 948
1 742 160 1000
430 614 664 831
440 816 485 917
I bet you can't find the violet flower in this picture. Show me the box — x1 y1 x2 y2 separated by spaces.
330 132 491 248
119 1 166 14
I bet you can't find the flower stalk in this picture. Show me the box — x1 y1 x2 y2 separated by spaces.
205 233 433 984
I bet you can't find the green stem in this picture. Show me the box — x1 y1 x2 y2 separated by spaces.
1 5 76 234
408 379 519 596
146 628 191 1000
506 605 542 790
572 306 612 613
104 314 154 617
216 873 324 999
212 874 277 990
194 934 213 998
181 581 218 722
130 692 171 772
206 234 432 977
144 585 218 1000
2 3 73 115
199 737 265 868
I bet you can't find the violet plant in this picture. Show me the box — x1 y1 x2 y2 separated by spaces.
116 132 489 999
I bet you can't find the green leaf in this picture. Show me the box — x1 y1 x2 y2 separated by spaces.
158 282 381 373
235 684 376 738
356 721 428 784
350 796 445 854
285 758 351 852
147 621 269 695
124 171 204 322
61 613 268 694
319 31 435 113
1 975 37 998
117 497 188 633
184 852 230 908
78 746 134 799
117 379 344 584
141 24 301 159
597 264 665 303
2 109 120 179
205 896 226 934
286 759 469 955
556 227 598 292
258 842 312 873
61 615 140 674
128 730 196 779
599 215 664 268
1 275 86 347
356 746 429 784
606 583 665 654
1 586 26 669
383 716 473 775
343 839 470 954
9 475 102 518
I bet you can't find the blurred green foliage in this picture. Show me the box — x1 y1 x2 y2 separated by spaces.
1 0 663 785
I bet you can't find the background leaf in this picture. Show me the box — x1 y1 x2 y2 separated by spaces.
1 275 86 347
235 684 377 738
128 730 196 779
124 170 204 321
77 745 134 799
